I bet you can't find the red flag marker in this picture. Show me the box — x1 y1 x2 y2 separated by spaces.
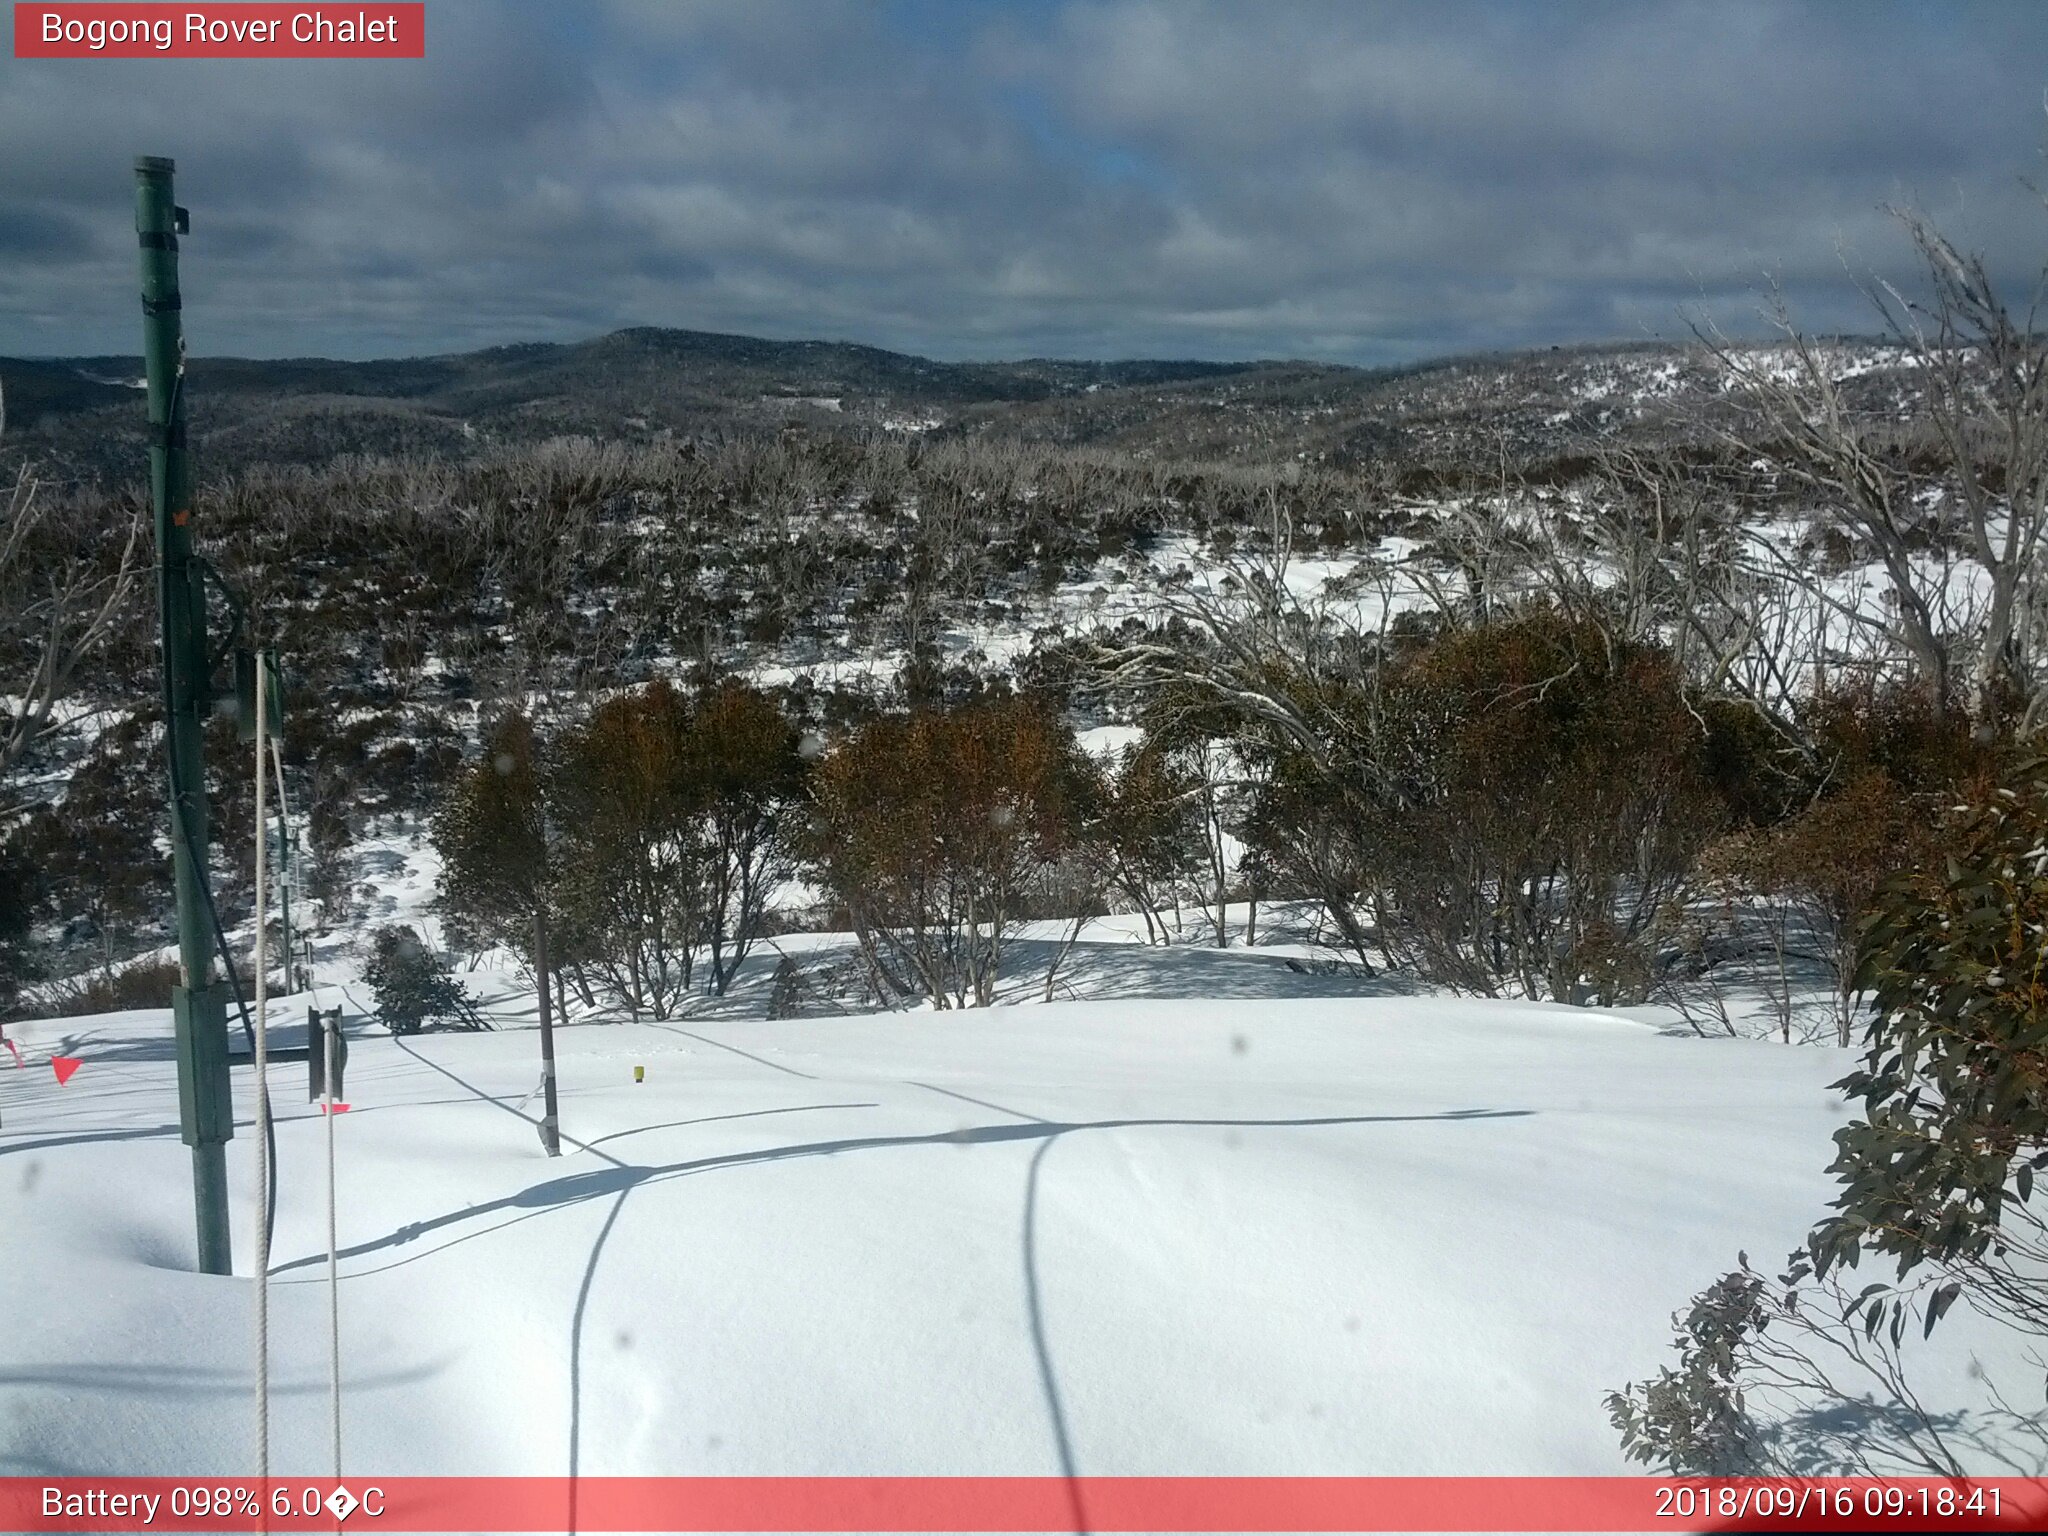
51 1057 82 1086
1 1037 22 1068
318 1102 351 1114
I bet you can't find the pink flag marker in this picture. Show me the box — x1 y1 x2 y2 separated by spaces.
51 1057 82 1086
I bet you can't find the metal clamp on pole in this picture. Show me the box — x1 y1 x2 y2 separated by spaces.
307 1006 347 1104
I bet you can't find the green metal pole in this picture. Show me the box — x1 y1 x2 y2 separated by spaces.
138 156 233 1276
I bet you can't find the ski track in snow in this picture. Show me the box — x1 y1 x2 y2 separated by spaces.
6 970 2034 1479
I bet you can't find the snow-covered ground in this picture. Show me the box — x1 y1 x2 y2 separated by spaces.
4 944 2037 1483
0 991 1818 1478
12 812 2039 1482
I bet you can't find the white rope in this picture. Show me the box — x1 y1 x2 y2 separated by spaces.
251 652 273 1484
272 729 341 1476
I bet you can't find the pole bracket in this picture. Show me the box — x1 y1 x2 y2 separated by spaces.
173 982 234 1147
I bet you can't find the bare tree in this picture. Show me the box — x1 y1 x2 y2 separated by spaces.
0 380 145 812
1578 443 1833 752
1087 503 1401 969
1692 192 2048 735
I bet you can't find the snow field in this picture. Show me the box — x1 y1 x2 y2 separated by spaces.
3 992 1902 1480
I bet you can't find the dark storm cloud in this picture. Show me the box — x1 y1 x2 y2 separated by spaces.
0 0 2043 362
0 204 91 258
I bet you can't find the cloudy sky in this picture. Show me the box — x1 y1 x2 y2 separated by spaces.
2 0 2045 364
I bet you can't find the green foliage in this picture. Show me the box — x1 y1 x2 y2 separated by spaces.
1612 758 2048 1480
1606 1269 1773 1475
362 924 486 1035
1809 755 2048 1310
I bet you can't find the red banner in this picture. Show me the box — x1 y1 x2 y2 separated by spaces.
6 1477 2048 1532
13 4 424 58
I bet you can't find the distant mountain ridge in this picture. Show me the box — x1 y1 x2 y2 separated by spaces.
6 324 1280 415
1 325 1316 476
1 324 1906 483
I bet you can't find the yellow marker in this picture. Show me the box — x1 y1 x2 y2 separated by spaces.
634 1065 645 1084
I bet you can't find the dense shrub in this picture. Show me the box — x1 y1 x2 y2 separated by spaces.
362 924 486 1034
809 696 1090 1007
436 684 803 1020
1252 610 1723 1003
1696 683 2004 1041
1814 755 2048 1333
26 956 181 1018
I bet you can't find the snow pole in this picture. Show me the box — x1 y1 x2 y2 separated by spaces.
139 155 235 1276
251 650 274 1480
324 1007 343 1477
535 908 561 1157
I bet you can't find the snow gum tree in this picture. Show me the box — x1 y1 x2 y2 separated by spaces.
433 710 565 1002
0 387 143 1007
1136 602 1726 1003
1696 682 2000 1043
810 696 1089 1007
685 682 807 996
552 680 706 1020
1361 611 1722 1003
547 679 805 1016
0 380 144 805
1684 199 2048 739
436 683 805 1021
1093 740 1200 946
1143 690 1252 948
